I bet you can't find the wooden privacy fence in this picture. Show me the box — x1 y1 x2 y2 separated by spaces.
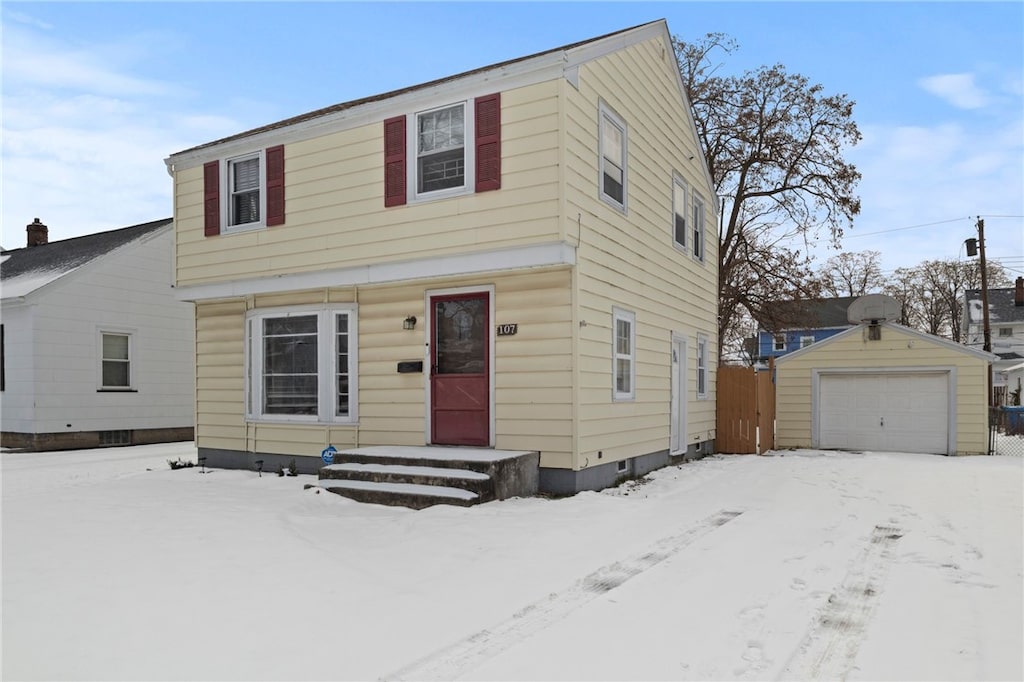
716 363 776 454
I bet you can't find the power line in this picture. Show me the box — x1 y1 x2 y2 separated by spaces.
844 217 972 238
845 215 1024 239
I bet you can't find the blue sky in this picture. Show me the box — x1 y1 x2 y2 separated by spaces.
2 1 1022 279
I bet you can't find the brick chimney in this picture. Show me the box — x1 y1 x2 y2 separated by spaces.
1016 276 1023 307
26 218 48 247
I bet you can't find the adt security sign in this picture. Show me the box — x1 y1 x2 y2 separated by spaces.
321 445 338 464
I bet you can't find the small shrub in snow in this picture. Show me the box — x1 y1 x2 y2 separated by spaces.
277 458 300 477
167 458 195 470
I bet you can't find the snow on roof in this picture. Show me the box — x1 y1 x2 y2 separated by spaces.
0 218 171 301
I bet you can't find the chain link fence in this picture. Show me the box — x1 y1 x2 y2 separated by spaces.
990 406 1024 456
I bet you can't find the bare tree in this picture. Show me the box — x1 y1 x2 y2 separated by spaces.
884 258 1010 341
817 250 886 297
674 34 862 357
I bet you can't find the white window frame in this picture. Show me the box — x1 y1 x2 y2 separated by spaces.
998 327 1013 337
410 100 474 202
97 328 134 391
245 305 358 424
692 191 705 262
672 173 688 250
612 307 636 401
773 334 786 352
697 333 708 400
800 335 815 348
599 101 628 212
223 150 266 233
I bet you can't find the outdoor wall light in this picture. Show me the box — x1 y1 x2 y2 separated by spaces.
403 315 417 330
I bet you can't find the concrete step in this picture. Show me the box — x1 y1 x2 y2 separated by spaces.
309 479 479 509
316 445 540 509
322 462 493 495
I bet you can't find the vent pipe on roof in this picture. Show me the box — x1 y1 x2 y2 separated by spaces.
1016 277 1023 307
26 218 48 247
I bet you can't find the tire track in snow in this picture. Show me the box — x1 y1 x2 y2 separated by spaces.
779 523 904 681
383 508 744 681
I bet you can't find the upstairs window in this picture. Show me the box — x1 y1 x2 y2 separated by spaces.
417 103 465 194
800 335 815 348
229 154 261 227
692 192 705 262
599 102 627 211
100 331 132 390
203 145 285 236
773 334 786 352
384 93 500 206
672 174 688 249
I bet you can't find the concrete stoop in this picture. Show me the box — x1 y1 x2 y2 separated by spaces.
308 446 540 509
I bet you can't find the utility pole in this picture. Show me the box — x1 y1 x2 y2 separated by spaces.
977 217 991 354
977 216 994 408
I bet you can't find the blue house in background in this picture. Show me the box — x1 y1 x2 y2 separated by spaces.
745 296 859 365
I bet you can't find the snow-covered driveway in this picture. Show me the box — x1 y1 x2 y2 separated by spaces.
3 443 1021 681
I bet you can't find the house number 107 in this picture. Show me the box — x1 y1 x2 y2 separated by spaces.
497 324 518 336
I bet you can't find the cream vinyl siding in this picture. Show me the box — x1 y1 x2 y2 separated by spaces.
564 37 718 464
193 269 573 465
174 83 562 288
775 324 990 455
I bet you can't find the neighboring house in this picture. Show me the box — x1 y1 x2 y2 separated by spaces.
775 294 994 456
963 277 1024 388
747 296 858 364
163 20 719 493
1000 361 1024 406
1 218 195 451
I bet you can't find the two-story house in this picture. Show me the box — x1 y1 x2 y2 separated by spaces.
746 296 858 365
1 218 195 450
964 277 1024 394
164 20 719 494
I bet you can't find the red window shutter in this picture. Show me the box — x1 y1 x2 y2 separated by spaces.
203 161 220 236
475 92 501 192
265 145 285 226
383 115 407 207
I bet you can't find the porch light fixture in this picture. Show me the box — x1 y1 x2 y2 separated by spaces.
403 315 417 330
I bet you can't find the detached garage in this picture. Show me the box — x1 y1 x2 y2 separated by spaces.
775 298 995 455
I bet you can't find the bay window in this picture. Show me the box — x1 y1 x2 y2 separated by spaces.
247 306 357 422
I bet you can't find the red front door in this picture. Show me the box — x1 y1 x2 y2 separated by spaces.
430 292 490 446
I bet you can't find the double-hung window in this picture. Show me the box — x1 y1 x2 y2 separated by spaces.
599 102 627 211
672 173 688 249
773 334 786 352
800 335 815 348
417 103 466 195
613 308 636 401
99 331 133 390
246 306 357 423
229 153 261 227
692 192 705 262
203 145 285 236
697 333 708 399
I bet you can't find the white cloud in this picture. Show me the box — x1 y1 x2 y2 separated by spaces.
844 116 1023 273
918 73 989 110
0 19 245 247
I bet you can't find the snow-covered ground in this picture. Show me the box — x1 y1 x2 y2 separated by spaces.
2 442 1021 681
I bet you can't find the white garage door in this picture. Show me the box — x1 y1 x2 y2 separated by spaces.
818 372 950 454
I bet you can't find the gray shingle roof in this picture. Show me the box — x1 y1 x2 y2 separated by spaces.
760 296 861 331
965 287 1024 324
1 218 172 298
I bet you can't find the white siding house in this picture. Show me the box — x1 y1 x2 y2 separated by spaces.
1 218 195 450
